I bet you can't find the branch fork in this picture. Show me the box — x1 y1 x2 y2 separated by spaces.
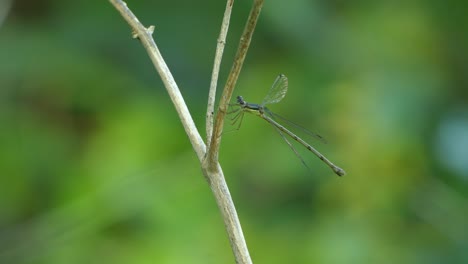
109 1 264 263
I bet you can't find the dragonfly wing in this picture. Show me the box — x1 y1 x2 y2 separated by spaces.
261 74 288 106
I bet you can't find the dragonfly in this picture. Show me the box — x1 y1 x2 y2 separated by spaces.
230 74 346 176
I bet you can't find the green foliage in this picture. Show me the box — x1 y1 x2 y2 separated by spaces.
1 1 467 263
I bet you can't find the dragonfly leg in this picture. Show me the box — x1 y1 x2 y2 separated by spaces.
272 125 312 172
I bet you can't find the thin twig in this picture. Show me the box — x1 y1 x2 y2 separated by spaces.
109 0 205 160
206 0 234 146
206 0 264 171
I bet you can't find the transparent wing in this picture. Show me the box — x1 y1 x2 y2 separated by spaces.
261 74 288 106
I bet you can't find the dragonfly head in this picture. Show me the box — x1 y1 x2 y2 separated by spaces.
236 96 246 106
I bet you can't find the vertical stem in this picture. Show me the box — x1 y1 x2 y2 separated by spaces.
206 0 235 146
206 0 264 170
202 164 253 264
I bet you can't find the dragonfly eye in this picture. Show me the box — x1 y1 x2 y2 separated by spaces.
236 96 245 104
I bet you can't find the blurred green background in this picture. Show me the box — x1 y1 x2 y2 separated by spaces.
1 0 468 263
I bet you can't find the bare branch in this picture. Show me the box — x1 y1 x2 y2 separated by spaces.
109 0 206 160
206 0 264 170
206 0 234 146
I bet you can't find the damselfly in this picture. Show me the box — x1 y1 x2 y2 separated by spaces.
231 74 346 176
